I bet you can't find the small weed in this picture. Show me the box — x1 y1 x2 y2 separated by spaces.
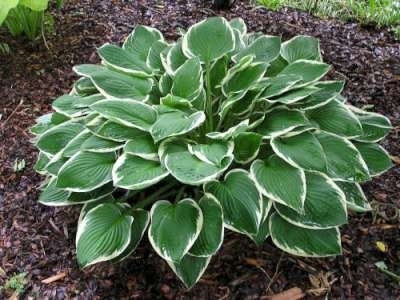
2 272 28 296
13 158 26 172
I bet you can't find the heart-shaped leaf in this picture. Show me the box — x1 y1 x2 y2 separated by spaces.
76 202 133 267
57 152 115 192
91 99 157 131
306 99 362 138
182 17 235 63
274 172 347 229
167 254 211 289
149 199 203 262
123 25 163 61
171 57 203 100
251 155 306 213
316 132 370 182
112 153 168 190
189 194 224 257
204 169 262 235
151 110 205 143
280 35 322 63
271 131 327 172
98 43 152 76
161 139 233 185
269 213 342 257
353 142 393 176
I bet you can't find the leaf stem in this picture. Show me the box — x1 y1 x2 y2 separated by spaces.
175 186 186 201
205 62 214 131
132 181 178 209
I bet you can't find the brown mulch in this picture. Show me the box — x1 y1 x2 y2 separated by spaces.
0 0 399 299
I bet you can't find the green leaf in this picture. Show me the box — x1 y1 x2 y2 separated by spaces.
267 86 319 104
204 169 262 235
159 73 173 96
76 203 133 267
30 113 53 135
251 155 306 213
112 209 150 262
97 43 152 76
233 132 262 164
209 55 228 96
151 110 205 142
269 213 342 257
78 195 116 225
171 57 203 100
149 199 203 262
188 141 234 166
147 40 169 72
189 194 224 257
206 119 249 140
91 120 148 142
255 107 309 138
335 181 371 212
222 57 267 96
20 0 49 11
34 152 50 174
73 94 104 108
230 28 245 56
281 35 322 63
274 171 347 229
39 178 114 206
167 254 211 289
271 131 327 172
259 74 302 99
112 153 168 190
306 99 362 138
52 95 89 118
248 197 273 245
278 59 330 85
293 81 344 110
62 129 92 157
124 135 158 161
160 94 193 110
36 122 84 155
0 0 18 25
182 17 235 63
75 66 153 101
74 77 98 95
123 25 163 61
352 109 392 143
233 35 281 64
161 41 187 75
44 152 68 175
353 142 393 177
91 99 157 131
229 18 247 35
81 135 124 153
57 152 115 192
265 55 288 77
161 139 233 185
315 132 370 182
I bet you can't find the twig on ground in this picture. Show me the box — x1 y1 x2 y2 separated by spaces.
41 272 67 284
0 99 24 131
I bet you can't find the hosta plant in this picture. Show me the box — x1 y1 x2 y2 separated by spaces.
31 17 393 288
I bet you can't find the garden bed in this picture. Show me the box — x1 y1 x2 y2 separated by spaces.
0 0 399 298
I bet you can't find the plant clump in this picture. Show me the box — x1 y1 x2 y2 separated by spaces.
31 17 393 288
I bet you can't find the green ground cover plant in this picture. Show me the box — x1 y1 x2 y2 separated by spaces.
0 0 62 40
31 17 393 288
258 0 400 39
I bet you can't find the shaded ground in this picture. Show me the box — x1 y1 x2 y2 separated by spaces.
0 0 399 298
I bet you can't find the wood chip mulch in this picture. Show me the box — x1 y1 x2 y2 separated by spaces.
0 0 399 298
